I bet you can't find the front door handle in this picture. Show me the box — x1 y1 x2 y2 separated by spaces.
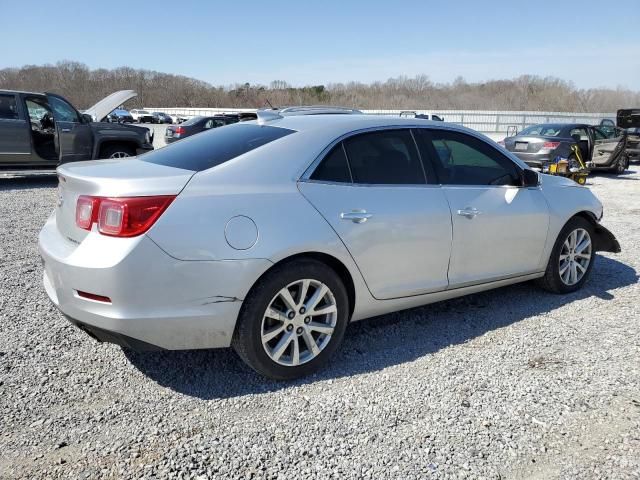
61 128 71 133
340 210 372 224
457 207 481 219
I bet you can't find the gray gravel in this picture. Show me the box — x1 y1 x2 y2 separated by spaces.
1 169 639 479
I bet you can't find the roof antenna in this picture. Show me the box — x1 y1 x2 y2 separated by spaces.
263 99 275 110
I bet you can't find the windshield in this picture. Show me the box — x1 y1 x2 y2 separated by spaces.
142 123 296 171
139 110 150 114
519 124 563 137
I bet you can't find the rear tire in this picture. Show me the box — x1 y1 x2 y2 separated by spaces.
536 216 595 294
613 155 629 174
232 259 349 380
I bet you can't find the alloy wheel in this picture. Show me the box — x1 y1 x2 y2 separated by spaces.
261 279 338 366
109 151 131 159
558 228 592 286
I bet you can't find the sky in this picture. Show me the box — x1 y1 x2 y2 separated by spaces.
1 0 639 90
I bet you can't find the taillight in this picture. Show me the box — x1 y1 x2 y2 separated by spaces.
76 195 99 230
75 195 176 237
175 126 185 135
542 141 561 149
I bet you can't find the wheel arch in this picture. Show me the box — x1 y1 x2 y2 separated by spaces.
569 211 620 253
96 139 138 158
244 251 357 320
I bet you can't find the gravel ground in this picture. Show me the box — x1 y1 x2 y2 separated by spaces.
1 169 639 479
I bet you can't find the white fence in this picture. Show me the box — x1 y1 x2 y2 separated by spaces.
147 107 615 141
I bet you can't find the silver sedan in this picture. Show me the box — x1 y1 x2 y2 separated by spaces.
39 109 620 379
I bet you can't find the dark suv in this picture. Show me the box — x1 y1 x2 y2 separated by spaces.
0 89 154 170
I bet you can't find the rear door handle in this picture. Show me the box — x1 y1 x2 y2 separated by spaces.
457 207 481 219
340 210 372 224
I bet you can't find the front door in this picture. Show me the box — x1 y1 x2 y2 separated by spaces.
299 129 452 300
45 93 93 163
414 128 549 287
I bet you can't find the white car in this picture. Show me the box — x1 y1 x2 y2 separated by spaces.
129 109 154 123
39 108 620 379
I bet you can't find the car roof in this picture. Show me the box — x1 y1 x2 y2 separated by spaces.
248 113 472 137
0 89 44 96
527 123 589 129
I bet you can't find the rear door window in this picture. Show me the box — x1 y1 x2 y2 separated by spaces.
343 129 426 184
310 143 352 183
142 123 295 171
0 94 19 120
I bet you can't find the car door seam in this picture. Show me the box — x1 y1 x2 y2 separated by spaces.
295 181 376 299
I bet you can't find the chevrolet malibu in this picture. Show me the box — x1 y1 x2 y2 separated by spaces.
39 109 620 379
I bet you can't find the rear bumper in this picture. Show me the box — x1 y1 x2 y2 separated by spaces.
512 153 552 169
39 213 272 350
66 316 166 351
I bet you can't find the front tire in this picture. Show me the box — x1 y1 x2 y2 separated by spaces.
536 217 595 293
99 144 136 159
232 259 349 380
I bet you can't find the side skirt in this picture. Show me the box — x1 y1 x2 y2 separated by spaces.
351 271 544 322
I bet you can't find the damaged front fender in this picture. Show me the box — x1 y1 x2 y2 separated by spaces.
593 224 621 253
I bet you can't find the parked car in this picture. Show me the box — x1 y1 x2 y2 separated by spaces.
130 109 154 123
164 115 233 143
400 111 444 121
0 89 153 169
152 112 173 124
617 109 640 162
39 109 620 379
105 109 134 123
625 128 640 162
500 123 629 174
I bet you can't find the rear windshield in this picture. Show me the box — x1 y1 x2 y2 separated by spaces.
519 124 563 137
142 123 296 171
182 116 204 126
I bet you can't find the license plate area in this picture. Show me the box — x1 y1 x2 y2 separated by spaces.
515 142 528 151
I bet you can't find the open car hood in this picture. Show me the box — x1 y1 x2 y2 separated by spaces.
83 90 137 122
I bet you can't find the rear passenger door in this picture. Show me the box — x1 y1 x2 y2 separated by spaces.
0 92 31 165
298 128 452 300
414 128 549 287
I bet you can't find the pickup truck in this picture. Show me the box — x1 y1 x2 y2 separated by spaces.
0 90 154 170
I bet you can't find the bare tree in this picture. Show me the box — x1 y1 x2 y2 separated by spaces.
1 62 637 112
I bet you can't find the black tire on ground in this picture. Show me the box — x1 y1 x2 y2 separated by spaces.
99 144 136 159
232 258 350 380
536 216 596 294
612 155 629 174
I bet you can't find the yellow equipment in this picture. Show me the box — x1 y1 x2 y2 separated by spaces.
548 145 589 185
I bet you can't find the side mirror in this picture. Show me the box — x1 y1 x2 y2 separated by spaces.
522 169 539 187
82 113 94 124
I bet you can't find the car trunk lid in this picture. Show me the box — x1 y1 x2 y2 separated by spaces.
56 159 194 244
505 136 548 153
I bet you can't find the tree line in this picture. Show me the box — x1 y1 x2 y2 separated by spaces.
1 61 638 113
